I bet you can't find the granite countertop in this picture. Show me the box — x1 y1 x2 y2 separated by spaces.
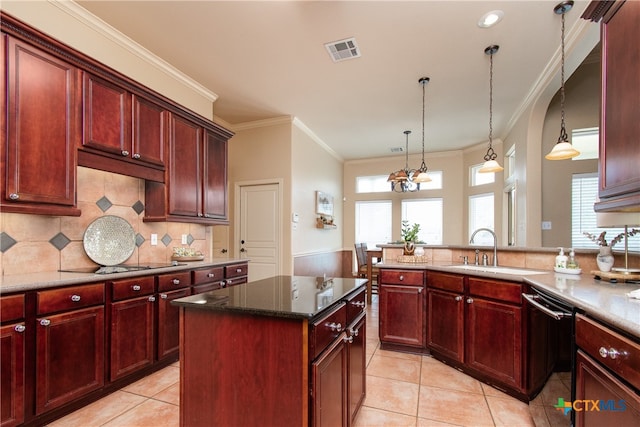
378 261 640 338
0 257 248 294
172 275 367 320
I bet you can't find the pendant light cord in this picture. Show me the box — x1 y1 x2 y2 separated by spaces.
558 10 569 144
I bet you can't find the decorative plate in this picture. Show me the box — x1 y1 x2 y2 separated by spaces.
83 215 136 266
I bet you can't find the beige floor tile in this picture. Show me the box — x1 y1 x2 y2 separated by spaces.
528 404 552 427
375 348 423 362
420 358 483 394
122 366 180 397
367 354 422 384
152 382 180 406
543 404 572 427
416 416 465 426
47 391 146 427
101 399 179 427
364 375 420 416
535 378 570 407
354 406 418 427
418 385 493 426
480 382 513 399
486 395 535 427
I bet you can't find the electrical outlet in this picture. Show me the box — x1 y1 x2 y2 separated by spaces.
181 234 188 245
150 234 158 246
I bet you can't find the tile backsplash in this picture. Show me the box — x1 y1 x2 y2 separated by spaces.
0 167 210 276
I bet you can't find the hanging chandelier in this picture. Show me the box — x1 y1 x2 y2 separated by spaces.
479 45 504 173
414 77 432 183
545 0 580 160
388 130 420 192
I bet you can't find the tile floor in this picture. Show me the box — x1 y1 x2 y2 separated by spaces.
49 295 572 427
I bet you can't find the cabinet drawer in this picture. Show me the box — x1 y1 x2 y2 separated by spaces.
380 269 424 286
224 276 247 287
225 263 248 278
427 272 464 293
157 271 191 292
468 277 521 304
310 302 347 360
1 294 25 323
111 276 155 301
575 314 640 390
192 283 219 294
345 287 366 325
192 267 224 285
37 283 105 315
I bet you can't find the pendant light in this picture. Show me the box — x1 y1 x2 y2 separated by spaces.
545 0 580 160
413 77 432 183
479 45 504 173
388 131 420 192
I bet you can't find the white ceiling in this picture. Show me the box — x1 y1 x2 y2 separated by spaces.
76 0 595 161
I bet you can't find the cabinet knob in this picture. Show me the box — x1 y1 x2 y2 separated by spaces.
227 279 233 284
326 322 342 332
9 193 19 200
351 301 365 308
207 273 215 278
14 324 26 333
132 153 141 159
160 293 168 299
132 285 141 291
197 213 203 217
71 294 81 302
343 335 354 343
399 275 404 281
599 346 627 360
40 319 51 326
349 327 359 337
236 268 242 273
121 150 129 156
220 280 227 288
466 298 474 304
148 296 156 302
172 279 180 285
455 296 463 302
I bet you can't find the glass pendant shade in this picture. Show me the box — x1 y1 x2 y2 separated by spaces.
545 141 580 160
479 159 504 173
413 171 432 183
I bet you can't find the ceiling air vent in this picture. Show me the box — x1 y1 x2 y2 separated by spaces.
324 37 361 62
390 147 404 153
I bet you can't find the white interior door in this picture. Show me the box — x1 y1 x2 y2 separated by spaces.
238 183 281 281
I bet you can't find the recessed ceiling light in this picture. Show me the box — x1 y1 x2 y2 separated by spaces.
478 10 504 28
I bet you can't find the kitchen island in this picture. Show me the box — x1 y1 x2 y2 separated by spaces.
172 275 367 427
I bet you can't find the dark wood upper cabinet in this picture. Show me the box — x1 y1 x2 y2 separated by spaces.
168 113 202 218
203 129 228 220
584 1 640 211
1 35 80 216
133 94 166 167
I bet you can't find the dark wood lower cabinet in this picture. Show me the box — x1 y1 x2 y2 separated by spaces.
427 288 464 362
379 284 425 348
312 333 348 427
35 306 104 415
348 313 366 425
0 323 25 427
157 288 190 361
109 296 154 381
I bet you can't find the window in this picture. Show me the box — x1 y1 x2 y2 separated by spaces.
356 171 443 193
505 146 516 179
401 199 443 245
571 127 599 161
355 201 392 248
506 185 516 246
470 164 495 186
571 173 640 251
469 193 494 245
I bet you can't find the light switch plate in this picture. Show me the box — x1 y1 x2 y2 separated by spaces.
542 221 552 230
181 234 188 244
150 234 158 246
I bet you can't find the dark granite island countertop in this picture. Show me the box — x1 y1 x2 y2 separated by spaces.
172 275 367 320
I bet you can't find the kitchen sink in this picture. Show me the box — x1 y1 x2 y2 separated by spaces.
447 265 548 276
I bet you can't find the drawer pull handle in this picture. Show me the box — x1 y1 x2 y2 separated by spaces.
455 296 463 301
9 193 19 200
351 301 365 308
172 279 180 285
399 275 404 281
599 346 627 360
148 296 156 302
132 285 141 291
121 150 129 157
40 319 51 327
160 294 168 299
220 280 227 288
343 335 354 343
207 273 215 278
236 268 242 273
227 279 233 284
349 327 359 337
327 322 342 332
466 298 474 304
132 153 141 159
71 294 81 302
14 324 26 333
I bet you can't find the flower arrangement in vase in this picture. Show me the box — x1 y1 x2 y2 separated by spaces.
583 229 639 272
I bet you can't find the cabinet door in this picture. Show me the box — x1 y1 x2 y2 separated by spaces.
3 37 79 212
133 94 166 167
465 297 522 388
0 323 25 427
347 314 366 425
427 288 464 363
599 1 640 204
35 306 104 414
575 350 640 427
82 73 131 157
312 332 348 427
379 284 425 348
203 129 228 220
110 296 154 381
168 113 202 217
157 288 190 361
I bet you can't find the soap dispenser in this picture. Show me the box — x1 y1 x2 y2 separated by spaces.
567 248 579 269
555 247 567 269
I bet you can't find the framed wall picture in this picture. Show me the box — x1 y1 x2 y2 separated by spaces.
316 191 334 216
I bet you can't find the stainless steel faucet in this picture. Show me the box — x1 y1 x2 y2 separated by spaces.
470 228 498 267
